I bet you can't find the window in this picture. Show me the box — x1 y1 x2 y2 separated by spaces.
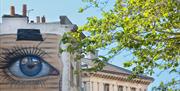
118 85 123 91
97 82 99 91
82 82 86 91
104 84 109 91
70 64 74 86
91 82 94 91
131 87 136 91
17 29 43 41
139 88 142 91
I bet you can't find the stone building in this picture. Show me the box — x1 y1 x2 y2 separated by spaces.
81 56 154 91
0 5 80 91
0 4 153 91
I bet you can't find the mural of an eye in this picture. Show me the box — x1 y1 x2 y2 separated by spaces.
9 55 58 78
0 47 59 87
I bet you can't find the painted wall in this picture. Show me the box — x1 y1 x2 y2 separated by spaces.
0 16 80 91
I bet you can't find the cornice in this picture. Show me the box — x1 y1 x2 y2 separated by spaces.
82 71 153 85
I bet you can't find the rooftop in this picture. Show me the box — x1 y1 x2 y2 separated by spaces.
1 4 74 25
103 63 154 81
82 59 154 81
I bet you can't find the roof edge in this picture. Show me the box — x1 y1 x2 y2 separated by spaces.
105 63 154 81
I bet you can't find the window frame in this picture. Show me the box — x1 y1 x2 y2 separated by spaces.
104 83 110 91
118 85 123 91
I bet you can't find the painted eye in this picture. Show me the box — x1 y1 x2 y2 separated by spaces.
0 47 60 87
8 55 59 79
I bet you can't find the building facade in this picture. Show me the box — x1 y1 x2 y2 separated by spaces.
81 58 154 91
0 5 80 91
0 4 153 91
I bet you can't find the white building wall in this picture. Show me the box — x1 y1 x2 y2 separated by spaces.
0 17 74 35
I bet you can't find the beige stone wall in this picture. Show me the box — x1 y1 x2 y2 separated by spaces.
82 75 150 91
0 34 62 91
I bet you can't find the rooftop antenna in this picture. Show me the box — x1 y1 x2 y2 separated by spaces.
27 9 34 23
27 9 34 17
10 1 14 6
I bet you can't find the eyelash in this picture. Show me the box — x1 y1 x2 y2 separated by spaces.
0 46 49 88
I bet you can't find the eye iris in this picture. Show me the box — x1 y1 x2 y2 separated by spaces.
20 56 42 77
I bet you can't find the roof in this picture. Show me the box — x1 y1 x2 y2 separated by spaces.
102 63 154 81
2 14 27 18
82 60 154 81
103 63 132 74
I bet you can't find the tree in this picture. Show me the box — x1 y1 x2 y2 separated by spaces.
61 0 180 90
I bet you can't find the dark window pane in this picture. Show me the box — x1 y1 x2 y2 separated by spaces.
104 84 109 91
17 29 43 41
131 87 136 91
118 85 123 91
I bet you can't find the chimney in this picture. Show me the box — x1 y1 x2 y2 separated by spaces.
36 16 40 23
41 16 46 23
10 6 15 16
22 4 27 16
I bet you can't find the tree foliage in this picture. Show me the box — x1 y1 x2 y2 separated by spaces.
62 0 180 90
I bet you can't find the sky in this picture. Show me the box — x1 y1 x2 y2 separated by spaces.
0 0 179 91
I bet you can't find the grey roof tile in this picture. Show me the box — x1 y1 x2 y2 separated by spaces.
103 63 154 81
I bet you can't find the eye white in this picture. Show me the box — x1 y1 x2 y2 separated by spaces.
8 59 51 78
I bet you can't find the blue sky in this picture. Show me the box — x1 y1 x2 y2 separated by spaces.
0 0 179 90
0 0 102 24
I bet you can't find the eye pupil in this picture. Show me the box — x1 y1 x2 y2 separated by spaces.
20 56 42 77
27 64 35 69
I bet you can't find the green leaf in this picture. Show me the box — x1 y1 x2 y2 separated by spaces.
78 7 84 13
